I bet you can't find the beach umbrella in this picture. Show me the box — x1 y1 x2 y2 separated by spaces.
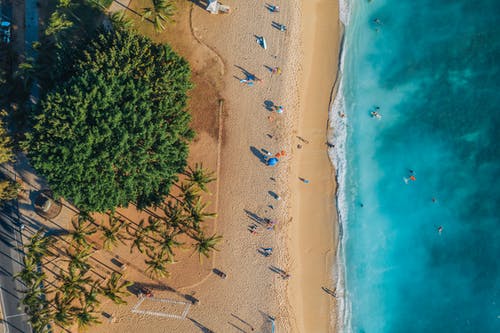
267 157 279 166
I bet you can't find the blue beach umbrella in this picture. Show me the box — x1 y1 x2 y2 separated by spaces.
267 157 279 166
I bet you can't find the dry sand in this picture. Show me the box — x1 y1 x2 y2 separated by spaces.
289 0 341 332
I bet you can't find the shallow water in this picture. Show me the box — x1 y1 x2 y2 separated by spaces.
341 0 500 332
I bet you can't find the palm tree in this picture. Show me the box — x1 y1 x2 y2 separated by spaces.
192 232 222 260
45 10 74 37
14 58 37 90
156 229 183 260
142 0 176 32
53 292 74 327
73 303 101 329
109 11 134 31
66 244 93 272
100 214 127 250
26 229 54 261
15 255 41 284
28 305 53 333
146 216 162 234
100 272 132 305
145 250 170 278
186 198 217 231
162 201 187 229
60 266 92 300
127 220 153 254
179 181 200 207
21 280 45 309
82 282 101 309
185 163 216 192
70 213 97 247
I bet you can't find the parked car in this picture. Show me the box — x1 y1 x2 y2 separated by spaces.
0 21 11 44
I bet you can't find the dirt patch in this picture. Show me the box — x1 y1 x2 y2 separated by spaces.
127 0 223 141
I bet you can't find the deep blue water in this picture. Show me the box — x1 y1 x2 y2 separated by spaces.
342 0 500 332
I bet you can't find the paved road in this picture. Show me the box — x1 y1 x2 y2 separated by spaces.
0 201 31 333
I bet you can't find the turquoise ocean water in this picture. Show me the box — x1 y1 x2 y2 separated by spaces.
333 0 500 332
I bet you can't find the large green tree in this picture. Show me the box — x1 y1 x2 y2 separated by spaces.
26 28 193 212
0 115 19 202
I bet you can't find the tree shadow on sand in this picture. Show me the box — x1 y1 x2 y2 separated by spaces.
188 317 215 333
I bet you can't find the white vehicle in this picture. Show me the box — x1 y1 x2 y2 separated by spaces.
1 21 11 44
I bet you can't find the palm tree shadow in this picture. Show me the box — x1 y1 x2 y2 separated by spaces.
188 317 215 333
228 322 246 332
111 0 154 24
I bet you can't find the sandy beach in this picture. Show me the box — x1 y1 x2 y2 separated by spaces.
290 0 341 331
45 0 342 332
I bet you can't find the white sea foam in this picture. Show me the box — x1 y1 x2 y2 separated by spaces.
339 0 351 25
328 1 352 332
328 81 351 333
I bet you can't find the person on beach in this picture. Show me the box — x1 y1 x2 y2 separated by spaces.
297 136 310 144
240 79 255 87
274 105 284 114
262 248 273 257
249 224 259 234
300 177 310 184
266 219 277 230
322 287 337 298
269 5 280 13
271 67 282 75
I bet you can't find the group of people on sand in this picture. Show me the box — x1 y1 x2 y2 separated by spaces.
239 3 292 282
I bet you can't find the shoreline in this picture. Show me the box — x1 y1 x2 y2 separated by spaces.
289 0 341 332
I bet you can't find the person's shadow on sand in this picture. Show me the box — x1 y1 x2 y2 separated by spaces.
250 146 268 164
263 100 275 111
188 0 210 10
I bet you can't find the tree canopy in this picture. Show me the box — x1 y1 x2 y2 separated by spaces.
0 115 19 202
26 28 193 212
